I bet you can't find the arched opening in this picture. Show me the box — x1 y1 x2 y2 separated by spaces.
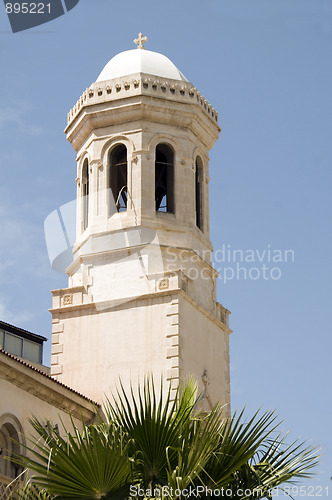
109 144 128 213
155 144 174 213
0 420 22 479
82 159 89 230
195 157 203 230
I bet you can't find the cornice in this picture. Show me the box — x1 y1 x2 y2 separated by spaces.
65 100 219 153
49 272 232 335
0 350 99 422
66 73 219 132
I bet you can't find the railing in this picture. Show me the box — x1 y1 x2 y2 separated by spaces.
67 76 219 127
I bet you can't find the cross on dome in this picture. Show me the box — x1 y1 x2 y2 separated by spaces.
134 32 148 49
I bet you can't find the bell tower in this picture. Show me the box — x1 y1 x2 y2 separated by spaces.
50 35 231 408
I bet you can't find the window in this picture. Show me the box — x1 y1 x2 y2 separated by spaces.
195 157 203 230
1 330 42 364
4 333 22 358
109 144 128 212
0 416 23 479
82 159 89 230
22 340 42 364
155 144 174 213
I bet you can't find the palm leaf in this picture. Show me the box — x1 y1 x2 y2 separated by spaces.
7 482 53 500
200 410 320 497
226 433 320 499
104 376 198 488
14 416 131 499
10 376 319 500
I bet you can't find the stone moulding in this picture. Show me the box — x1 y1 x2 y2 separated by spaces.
49 271 232 335
66 74 219 129
0 350 99 421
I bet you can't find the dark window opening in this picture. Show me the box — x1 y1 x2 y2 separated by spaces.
82 159 89 230
155 144 174 213
110 145 128 212
195 158 203 230
0 422 21 479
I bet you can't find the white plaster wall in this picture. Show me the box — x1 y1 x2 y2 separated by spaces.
0 378 84 444
56 296 172 403
179 296 231 410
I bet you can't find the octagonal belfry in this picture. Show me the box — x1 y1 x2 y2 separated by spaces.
50 35 231 409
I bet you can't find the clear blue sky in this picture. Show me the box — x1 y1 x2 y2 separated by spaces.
0 0 331 497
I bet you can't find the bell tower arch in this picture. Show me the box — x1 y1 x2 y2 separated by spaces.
50 35 231 410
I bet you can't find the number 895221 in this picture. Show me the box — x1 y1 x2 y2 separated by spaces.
5 3 51 14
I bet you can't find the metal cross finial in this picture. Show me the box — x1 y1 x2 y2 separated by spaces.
134 32 148 50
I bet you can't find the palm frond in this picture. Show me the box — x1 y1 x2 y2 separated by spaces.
227 433 320 498
104 375 198 488
10 376 319 500
14 416 131 499
201 411 320 498
7 482 53 500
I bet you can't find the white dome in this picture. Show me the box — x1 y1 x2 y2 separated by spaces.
96 49 188 83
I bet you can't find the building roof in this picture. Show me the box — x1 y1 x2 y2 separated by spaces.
96 49 188 83
0 348 100 407
0 320 47 344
